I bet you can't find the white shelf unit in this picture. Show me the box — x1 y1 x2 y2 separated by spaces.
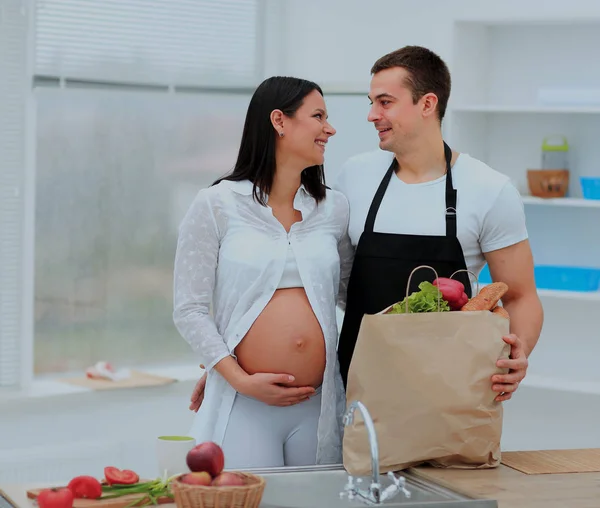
537 289 600 301
447 17 600 269
446 19 600 389
482 284 600 302
451 105 600 114
447 19 600 193
520 196 600 209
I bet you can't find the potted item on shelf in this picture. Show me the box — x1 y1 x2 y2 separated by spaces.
542 134 570 170
527 169 569 198
527 135 570 198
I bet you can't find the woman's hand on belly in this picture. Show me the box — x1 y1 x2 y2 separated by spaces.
236 372 316 407
189 367 314 410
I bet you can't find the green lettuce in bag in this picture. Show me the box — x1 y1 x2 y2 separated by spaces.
387 281 450 314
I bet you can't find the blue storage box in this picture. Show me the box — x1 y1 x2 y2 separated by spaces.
580 177 600 200
477 266 492 284
477 264 600 292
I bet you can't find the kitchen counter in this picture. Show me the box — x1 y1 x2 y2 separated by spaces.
410 464 600 508
3 463 600 507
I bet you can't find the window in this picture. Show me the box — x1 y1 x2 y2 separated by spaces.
0 0 264 387
30 0 262 377
35 0 261 87
34 89 251 374
0 0 31 389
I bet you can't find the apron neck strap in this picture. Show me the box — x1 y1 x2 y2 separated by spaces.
364 141 457 237
444 142 457 237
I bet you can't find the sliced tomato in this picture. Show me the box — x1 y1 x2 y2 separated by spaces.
67 475 102 499
104 466 140 485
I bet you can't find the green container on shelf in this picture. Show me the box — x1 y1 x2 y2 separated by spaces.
542 135 569 170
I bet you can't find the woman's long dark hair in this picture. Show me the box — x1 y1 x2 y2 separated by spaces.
213 76 327 205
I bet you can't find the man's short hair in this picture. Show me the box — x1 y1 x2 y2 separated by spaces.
371 45 451 122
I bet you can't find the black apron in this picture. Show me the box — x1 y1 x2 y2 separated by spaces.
337 142 472 388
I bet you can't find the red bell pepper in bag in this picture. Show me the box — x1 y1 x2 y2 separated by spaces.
454 291 469 310
433 277 465 307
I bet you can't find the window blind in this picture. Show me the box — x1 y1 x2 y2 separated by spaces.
0 0 29 388
34 0 261 87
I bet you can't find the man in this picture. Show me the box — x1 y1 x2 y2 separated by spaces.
189 45 543 410
334 45 543 402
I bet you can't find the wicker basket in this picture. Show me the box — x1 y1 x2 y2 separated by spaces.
526 169 569 198
171 472 266 508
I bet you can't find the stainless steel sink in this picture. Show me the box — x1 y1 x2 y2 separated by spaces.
238 400 497 507
240 464 498 508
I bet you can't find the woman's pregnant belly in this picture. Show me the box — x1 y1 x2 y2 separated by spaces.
234 288 326 388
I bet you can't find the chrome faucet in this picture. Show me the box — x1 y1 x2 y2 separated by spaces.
340 400 411 505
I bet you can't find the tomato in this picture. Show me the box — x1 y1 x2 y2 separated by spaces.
104 466 140 485
37 487 74 508
67 475 102 499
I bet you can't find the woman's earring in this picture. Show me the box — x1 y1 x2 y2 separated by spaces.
279 131 284 137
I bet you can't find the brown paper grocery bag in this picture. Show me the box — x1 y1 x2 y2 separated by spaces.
342 307 510 475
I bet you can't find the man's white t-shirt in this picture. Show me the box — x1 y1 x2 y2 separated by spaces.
332 149 529 284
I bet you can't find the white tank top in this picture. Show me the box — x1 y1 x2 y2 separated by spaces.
277 244 303 289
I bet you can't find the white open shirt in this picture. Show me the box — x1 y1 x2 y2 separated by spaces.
173 178 354 464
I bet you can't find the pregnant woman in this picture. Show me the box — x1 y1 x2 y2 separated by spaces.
173 76 354 468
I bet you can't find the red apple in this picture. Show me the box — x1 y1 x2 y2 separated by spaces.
186 441 225 477
212 472 245 487
178 472 212 486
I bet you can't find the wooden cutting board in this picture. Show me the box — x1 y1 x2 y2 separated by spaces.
26 484 173 507
501 448 600 474
58 370 176 391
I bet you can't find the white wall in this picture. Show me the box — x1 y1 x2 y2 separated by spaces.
277 0 450 89
278 0 600 90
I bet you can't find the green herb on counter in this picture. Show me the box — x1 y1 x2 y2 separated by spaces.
101 476 175 507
